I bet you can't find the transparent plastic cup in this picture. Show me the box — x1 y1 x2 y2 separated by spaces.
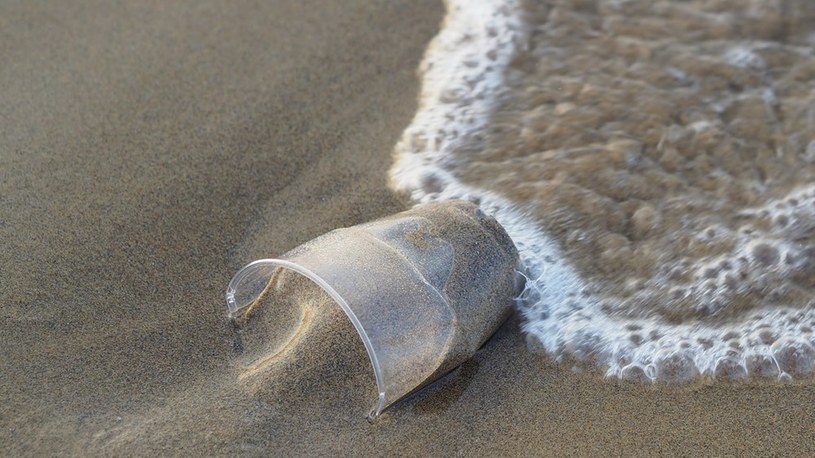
226 201 519 418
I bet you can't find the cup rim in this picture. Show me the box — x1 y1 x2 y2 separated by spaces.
226 258 388 417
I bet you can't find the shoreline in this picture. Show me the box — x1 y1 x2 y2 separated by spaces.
2 0 815 455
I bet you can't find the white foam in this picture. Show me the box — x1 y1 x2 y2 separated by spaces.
389 0 815 382
390 0 525 200
723 46 766 70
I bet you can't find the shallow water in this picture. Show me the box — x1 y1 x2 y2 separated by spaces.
390 0 815 382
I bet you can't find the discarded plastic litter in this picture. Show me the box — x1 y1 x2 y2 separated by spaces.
226 200 520 418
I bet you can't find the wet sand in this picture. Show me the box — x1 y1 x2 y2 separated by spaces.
2 0 815 455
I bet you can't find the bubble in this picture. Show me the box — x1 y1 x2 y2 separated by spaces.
751 243 780 266
613 347 633 367
713 357 748 380
654 350 699 384
745 354 779 378
793 247 815 277
702 267 719 279
621 364 651 382
564 330 607 363
723 46 766 69
766 287 787 302
722 331 740 341
631 204 660 239
757 329 776 345
771 338 815 376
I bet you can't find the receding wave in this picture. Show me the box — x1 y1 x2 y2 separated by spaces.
390 0 815 382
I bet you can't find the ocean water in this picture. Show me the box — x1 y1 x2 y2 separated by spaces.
390 0 815 382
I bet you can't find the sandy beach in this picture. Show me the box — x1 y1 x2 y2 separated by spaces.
3 0 815 455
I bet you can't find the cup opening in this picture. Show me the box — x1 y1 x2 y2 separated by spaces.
226 259 388 418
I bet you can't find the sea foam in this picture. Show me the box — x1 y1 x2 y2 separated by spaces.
389 0 815 382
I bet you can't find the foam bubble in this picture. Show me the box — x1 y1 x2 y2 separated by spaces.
390 0 526 203
389 0 815 383
654 349 699 384
771 338 815 376
723 46 766 70
713 357 748 380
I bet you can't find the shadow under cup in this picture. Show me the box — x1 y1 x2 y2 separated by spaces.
226 201 520 418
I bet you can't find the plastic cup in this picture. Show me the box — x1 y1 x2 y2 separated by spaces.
225 201 519 418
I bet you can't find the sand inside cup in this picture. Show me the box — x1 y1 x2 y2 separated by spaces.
233 270 377 415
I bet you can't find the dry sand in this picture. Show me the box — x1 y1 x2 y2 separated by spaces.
2 0 815 456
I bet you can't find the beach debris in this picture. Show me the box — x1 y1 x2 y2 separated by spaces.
226 200 520 418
